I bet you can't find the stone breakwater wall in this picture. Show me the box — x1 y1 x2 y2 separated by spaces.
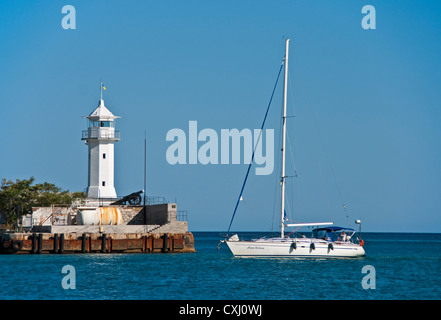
0 203 195 254
0 231 195 254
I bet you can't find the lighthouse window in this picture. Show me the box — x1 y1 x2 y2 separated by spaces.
102 181 106 186
88 120 114 128
100 121 114 128
103 153 106 159
89 120 100 128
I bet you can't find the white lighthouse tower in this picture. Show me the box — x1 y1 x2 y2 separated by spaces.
82 85 120 199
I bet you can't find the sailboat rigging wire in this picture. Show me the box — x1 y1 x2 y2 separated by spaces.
226 60 285 234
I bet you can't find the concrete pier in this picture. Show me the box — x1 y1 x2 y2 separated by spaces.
0 203 195 254
0 232 195 254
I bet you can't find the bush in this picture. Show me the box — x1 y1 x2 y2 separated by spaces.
0 177 86 226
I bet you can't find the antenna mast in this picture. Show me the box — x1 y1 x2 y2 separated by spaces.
144 131 147 206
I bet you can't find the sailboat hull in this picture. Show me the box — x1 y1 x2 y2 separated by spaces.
226 239 365 258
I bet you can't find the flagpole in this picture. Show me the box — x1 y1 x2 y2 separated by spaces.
144 131 147 206
100 80 103 100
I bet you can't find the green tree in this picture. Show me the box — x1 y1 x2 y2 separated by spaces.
0 177 86 226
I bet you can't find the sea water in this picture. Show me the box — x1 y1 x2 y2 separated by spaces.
0 232 440 300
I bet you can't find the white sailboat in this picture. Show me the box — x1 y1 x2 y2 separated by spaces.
222 39 365 258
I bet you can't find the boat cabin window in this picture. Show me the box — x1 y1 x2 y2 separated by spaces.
312 228 339 241
313 229 328 240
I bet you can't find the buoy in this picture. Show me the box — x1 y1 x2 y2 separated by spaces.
12 240 23 251
290 242 297 253
360 239 364 247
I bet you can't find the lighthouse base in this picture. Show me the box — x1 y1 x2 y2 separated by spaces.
86 186 117 199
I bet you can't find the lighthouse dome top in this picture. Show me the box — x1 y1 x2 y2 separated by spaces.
85 99 121 121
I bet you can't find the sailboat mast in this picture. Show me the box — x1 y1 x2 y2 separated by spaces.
280 38 289 238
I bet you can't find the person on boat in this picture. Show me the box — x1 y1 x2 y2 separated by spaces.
340 232 347 242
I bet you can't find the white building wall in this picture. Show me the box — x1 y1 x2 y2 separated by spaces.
87 141 117 198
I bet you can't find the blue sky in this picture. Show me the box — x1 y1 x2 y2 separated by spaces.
0 1 440 232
